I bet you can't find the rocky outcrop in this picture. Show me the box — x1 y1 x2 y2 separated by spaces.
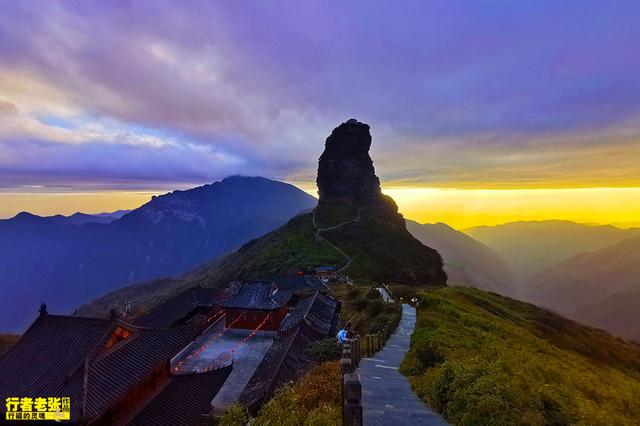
314 119 447 286
317 119 383 205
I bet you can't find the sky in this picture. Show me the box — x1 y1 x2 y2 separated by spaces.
1 1 639 229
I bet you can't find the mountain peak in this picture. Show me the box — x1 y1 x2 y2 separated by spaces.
316 119 382 205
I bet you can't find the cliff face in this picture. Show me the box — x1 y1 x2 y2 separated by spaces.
317 119 382 205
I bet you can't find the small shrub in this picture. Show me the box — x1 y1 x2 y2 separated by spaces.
296 361 341 410
353 297 369 311
390 284 414 300
414 341 445 370
254 387 301 426
365 288 381 299
306 338 342 363
366 299 384 317
346 287 361 300
303 404 341 425
252 362 341 425
219 403 249 426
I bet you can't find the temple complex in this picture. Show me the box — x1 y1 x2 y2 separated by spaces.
0 275 339 425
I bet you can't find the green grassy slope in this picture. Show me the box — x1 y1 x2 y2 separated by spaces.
318 199 447 286
401 287 640 425
190 212 345 283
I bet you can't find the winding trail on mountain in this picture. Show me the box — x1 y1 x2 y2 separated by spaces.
312 208 362 273
358 304 449 425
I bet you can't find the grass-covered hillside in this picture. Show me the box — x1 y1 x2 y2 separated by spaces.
402 287 640 425
332 284 401 335
319 202 446 285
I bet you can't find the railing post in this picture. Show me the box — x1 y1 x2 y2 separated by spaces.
343 373 363 426
341 352 354 374
362 336 367 358
350 341 356 367
353 337 360 366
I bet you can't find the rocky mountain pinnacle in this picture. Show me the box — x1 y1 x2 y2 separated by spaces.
313 118 447 286
316 119 383 205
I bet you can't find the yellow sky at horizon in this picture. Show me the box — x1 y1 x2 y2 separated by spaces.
1 186 639 230
0 191 164 219
383 187 640 230
297 184 640 230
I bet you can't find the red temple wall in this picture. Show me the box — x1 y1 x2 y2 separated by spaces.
225 307 288 331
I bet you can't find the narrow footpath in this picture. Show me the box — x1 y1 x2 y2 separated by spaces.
358 304 448 425
312 208 360 273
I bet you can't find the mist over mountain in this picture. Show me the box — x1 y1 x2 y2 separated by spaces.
465 220 640 280
465 221 640 341
406 220 516 296
65 210 130 225
531 237 640 342
0 176 316 332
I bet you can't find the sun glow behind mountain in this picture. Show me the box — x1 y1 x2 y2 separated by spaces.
2 184 639 231
383 187 640 230
292 183 640 230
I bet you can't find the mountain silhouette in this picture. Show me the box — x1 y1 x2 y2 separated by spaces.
0 176 316 332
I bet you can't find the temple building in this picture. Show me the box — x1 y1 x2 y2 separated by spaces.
215 281 289 331
0 306 223 425
0 275 340 425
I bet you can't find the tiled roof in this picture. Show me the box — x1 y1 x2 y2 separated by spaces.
129 365 232 426
279 291 339 336
278 294 317 334
216 281 284 310
273 275 326 291
238 330 314 411
0 313 202 422
304 292 339 336
85 324 201 418
133 287 220 328
0 314 115 419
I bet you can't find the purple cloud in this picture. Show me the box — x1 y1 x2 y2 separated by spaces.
0 0 639 190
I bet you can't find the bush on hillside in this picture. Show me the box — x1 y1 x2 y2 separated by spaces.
389 284 414 301
251 361 341 425
332 284 401 336
306 338 342 363
401 287 640 425
365 288 381 299
219 403 249 426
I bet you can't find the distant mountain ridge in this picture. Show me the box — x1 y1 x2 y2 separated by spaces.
4 209 130 226
465 220 640 280
531 236 640 342
465 220 640 342
406 220 516 296
0 176 316 332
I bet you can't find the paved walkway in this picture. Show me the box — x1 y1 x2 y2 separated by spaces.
358 304 448 425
